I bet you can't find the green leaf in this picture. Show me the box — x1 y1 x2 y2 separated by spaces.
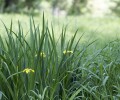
102 76 109 86
69 87 83 100
0 91 2 100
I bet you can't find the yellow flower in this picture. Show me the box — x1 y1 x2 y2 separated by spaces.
23 68 35 74
35 52 46 58
63 50 73 54
40 52 46 57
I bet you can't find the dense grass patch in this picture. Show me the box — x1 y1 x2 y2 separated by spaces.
0 14 120 99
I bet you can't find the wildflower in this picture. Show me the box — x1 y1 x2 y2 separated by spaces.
22 68 34 74
63 50 73 54
40 52 46 57
35 52 46 58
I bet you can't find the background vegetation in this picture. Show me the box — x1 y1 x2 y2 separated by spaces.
0 0 120 16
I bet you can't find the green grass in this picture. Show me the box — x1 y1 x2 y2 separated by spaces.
0 14 120 99
0 14 120 43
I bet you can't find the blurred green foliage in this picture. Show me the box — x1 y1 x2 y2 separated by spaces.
68 0 87 15
51 0 67 10
0 0 120 16
0 0 88 15
111 0 120 16
0 0 41 13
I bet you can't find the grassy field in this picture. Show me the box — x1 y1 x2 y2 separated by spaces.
0 14 120 42
0 14 120 100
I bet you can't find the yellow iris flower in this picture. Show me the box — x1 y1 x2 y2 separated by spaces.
35 52 46 58
63 50 73 54
23 68 35 74
40 52 46 57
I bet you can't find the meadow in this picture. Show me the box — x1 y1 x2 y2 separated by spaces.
0 14 120 100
